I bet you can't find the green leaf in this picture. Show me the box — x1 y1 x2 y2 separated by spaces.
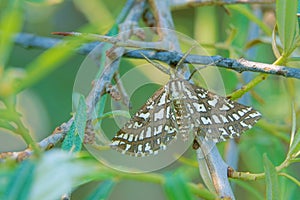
3 160 36 200
164 173 194 200
13 26 93 94
29 150 96 200
263 154 280 200
62 121 76 151
86 180 115 200
62 95 87 152
288 129 300 159
228 5 272 36
0 0 23 70
276 0 299 56
74 95 87 149
272 25 281 59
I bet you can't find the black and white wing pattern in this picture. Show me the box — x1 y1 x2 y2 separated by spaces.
111 77 261 156
110 86 178 157
177 79 261 142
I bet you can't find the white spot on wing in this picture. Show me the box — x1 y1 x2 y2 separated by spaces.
125 144 131 151
138 112 150 120
128 134 134 142
219 104 230 111
249 112 261 118
238 110 245 116
138 144 143 152
201 117 212 124
123 133 128 140
145 143 151 151
166 106 171 119
158 92 167 106
228 126 236 134
145 127 151 138
208 98 218 107
232 113 240 120
154 108 164 121
111 140 119 145
156 138 160 144
139 130 144 140
154 125 163 136
193 103 206 112
133 122 142 128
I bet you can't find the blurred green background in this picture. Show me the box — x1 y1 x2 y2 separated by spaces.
1 0 300 199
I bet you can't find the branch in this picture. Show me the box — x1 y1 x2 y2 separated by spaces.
123 50 300 80
197 141 235 198
14 34 300 80
0 120 72 162
228 156 291 181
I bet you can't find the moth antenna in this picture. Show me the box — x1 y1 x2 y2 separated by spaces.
140 53 170 75
188 58 223 81
175 44 197 71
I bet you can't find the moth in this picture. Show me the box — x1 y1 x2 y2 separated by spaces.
110 49 261 157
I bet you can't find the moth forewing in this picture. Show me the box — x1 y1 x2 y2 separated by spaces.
111 86 178 157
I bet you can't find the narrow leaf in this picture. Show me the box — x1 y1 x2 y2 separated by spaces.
263 154 280 200
3 160 35 200
276 0 299 55
74 95 87 151
272 25 281 59
86 180 115 200
288 128 300 159
289 104 297 148
228 5 272 36
62 121 76 151
164 173 194 200
62 95 87 152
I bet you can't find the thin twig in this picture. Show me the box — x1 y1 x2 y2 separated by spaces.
228 157 291 181
170 0 274 9
0 120 72 162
